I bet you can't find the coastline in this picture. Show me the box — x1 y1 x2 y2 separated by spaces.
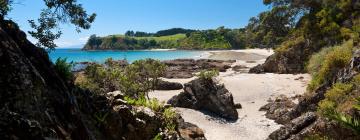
150 49 311 140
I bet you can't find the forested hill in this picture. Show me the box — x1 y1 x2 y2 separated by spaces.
82 27 266 50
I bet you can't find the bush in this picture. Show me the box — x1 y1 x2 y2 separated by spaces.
308 41 353 91
197 69 219 80
119 59 166 99
124 96 165 112
163 108 177 132
307 47 335 76
54 58 73 81
318 83 353 116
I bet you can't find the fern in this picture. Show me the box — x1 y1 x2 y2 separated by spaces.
330 97 360 134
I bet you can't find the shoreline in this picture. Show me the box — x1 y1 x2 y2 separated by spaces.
150 49 310 140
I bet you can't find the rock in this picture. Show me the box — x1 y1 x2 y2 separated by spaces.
107 91 125 100
0 19 204 140
234 103 242 109
155 79 183 90
294 76 304 80
168 78 238 120
249 42 309 74
232 65 248 72
0 19 95 139
259 95 295 124
163 59 235 79
267 112 317 140
176 115 206 140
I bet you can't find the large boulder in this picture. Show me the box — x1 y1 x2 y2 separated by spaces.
249 42 309 74
155 79 183 90
176 115 206 140
168 78 238 120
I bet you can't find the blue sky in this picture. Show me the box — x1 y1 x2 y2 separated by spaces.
8 0 269 48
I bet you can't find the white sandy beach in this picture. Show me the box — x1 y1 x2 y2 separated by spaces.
149 49 310 140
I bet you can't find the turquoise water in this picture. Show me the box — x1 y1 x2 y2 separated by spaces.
48 48 203 63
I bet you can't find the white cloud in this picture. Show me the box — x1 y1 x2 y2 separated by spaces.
54 36 89 48
79 36 90 43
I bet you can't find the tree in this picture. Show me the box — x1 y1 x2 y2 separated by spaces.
1 0 96 50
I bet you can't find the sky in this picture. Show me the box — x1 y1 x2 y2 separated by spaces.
8 0 269 48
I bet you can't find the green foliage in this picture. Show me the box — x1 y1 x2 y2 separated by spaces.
119 59 166 98
0 0 12 17
197 69 219 80
321 97 360 134
318 83 353 116
308 41 353 91
28 0 95 49
78 61 122 93
152 133 163 140
84 27 250 50
307 47 335 76
124 96 165 112
163 108 177 132
84 34 186 50
179 29 232 50
54 57 73 81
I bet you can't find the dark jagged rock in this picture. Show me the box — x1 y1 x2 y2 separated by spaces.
266 50 360 139
0 19 93 140
267 112 317 140
0 20 206 140
163 59 235 79
259 95 296 124
168 78 238 120
155 79 183 90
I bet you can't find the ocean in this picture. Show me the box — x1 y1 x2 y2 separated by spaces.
48 48 204 63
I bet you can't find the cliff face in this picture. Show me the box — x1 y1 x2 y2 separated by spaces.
0 20 206 140
0 19 92 139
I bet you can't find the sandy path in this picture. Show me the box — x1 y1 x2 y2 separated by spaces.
149 49 310 140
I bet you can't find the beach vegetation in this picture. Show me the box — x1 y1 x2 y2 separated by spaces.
54 58 74 82
307 41 353 91
197 69 219 80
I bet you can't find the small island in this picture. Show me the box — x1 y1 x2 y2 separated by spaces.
82 27 248 50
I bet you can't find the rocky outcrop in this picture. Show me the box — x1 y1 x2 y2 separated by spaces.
249 43 309 74
0 19 94 139
168 78 238 120
267 112 318 140
0 19 205 140
155 79 183 90
266 50 360 139
259 95 296 124
163 59 235 78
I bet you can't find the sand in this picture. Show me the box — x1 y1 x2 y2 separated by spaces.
149 49 310 140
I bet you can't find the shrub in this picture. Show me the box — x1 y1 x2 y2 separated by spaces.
163 108 177 132
197 69 219 80
325 97 360 134
119 59 166 99
124 96 165 112
54 58 73 81
307 47 334 76
308 41 353 91
318 83 353 116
